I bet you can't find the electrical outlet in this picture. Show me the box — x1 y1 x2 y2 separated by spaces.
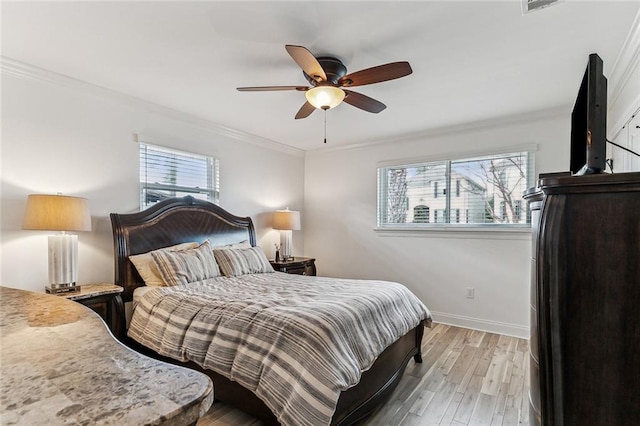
466 287 475 299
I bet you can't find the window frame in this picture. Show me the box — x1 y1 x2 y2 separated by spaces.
376 146 536 233
138 141 220 210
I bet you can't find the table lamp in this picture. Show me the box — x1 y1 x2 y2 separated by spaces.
273 209 301 261
22 194 91 294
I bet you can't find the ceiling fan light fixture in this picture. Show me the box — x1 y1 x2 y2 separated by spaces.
305 86 345 110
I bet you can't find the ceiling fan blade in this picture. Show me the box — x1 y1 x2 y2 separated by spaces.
343 90 386 113
285 45 327 82
237 86 308 92
295 101 316 119
339 62 412 87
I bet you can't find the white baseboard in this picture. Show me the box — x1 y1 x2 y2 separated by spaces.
429 310 529 339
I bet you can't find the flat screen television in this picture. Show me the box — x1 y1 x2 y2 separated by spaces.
570 53 607 175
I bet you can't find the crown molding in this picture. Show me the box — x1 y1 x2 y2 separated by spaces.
609 8 640 109
608 9 640 139
308 106 568 155
1 56 304 158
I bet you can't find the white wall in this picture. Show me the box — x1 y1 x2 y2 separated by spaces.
608 11 640 172
609 11 640 138
303 113 569 337
1 67 305 293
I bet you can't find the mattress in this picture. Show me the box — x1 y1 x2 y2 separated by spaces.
128 272 431 426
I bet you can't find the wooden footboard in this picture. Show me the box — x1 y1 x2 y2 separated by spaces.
333 321 425 425
126 320 425 425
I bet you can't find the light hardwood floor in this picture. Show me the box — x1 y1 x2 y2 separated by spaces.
198 323 530 426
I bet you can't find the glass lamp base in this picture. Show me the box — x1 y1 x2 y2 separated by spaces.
47 233 80 295
279 230 293 261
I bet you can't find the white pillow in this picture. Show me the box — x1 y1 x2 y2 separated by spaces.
213 246 274 277
151 240 221 286
129 242 198 286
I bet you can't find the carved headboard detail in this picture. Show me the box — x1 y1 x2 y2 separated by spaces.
110 196 256 302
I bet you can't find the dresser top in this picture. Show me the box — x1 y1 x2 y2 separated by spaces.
538 171 640 193
0 286 213 425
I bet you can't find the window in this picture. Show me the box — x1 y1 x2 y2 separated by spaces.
377 151 534 228
413 205 430 223
139 143 219 210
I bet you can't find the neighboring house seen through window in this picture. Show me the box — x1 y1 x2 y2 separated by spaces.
139 143 219 210
377 151 534 228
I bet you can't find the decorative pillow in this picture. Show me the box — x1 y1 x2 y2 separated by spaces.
213 246 274 277
212 240 251 250
129 242 199 287
151 240 221 286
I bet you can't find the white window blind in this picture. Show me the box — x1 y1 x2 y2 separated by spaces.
377 151 534 228
139 143 219 210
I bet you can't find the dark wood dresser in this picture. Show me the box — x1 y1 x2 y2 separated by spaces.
528 171 640 425
523 187 544 426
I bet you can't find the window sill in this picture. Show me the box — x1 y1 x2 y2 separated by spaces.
374 225 532 240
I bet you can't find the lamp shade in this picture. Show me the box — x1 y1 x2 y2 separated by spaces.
23 194 92 232
305 86 345 110
273 210 301 231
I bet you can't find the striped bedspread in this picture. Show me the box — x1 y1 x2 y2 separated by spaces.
128 272 431 425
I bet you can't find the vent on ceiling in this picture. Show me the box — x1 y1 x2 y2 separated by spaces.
522 0 561 14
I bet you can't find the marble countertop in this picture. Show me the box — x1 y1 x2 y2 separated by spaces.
0 286 213 425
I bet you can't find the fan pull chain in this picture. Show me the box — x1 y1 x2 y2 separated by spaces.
323 109 327 144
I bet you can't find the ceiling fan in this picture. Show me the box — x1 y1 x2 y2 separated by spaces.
237 45 413 119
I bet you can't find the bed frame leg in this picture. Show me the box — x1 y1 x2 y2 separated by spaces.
413 320 425 363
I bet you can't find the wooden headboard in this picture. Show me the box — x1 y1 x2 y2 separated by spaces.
110 196 256 302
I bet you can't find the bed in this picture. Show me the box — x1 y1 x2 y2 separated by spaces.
111 196 431 425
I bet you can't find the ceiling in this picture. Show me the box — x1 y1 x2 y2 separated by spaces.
2 1 638 151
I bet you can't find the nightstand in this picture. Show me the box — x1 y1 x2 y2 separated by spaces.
270 256 316 276
63 283 124 340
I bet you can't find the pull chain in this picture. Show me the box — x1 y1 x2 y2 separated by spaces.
323 108 327 144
